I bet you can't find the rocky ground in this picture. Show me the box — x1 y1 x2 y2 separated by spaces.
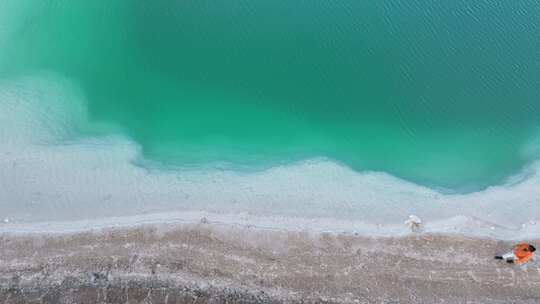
1 222 539 303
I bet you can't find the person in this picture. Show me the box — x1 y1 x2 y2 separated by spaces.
495 243 536 265
404 214 422 232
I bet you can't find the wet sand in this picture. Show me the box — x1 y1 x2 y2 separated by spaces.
1 222 539 303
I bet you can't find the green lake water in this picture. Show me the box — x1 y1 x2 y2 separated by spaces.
1 0 540 191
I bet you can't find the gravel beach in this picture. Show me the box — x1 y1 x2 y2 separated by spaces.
1 222 539 303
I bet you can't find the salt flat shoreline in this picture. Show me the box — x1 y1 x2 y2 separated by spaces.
1 210 538 240
1 221 540 303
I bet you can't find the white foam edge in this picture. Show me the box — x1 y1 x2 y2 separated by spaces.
0 210 539 241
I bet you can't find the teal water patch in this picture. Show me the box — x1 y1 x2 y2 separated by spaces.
1 0 540 191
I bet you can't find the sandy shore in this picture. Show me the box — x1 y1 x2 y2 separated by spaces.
1 222 540 303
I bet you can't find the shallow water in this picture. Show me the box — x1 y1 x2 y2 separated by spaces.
1 1 540 233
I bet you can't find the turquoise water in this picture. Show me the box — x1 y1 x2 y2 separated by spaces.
1 1 540 191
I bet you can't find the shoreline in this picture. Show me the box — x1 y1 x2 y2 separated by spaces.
0 210 538 241
1 219 540 303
